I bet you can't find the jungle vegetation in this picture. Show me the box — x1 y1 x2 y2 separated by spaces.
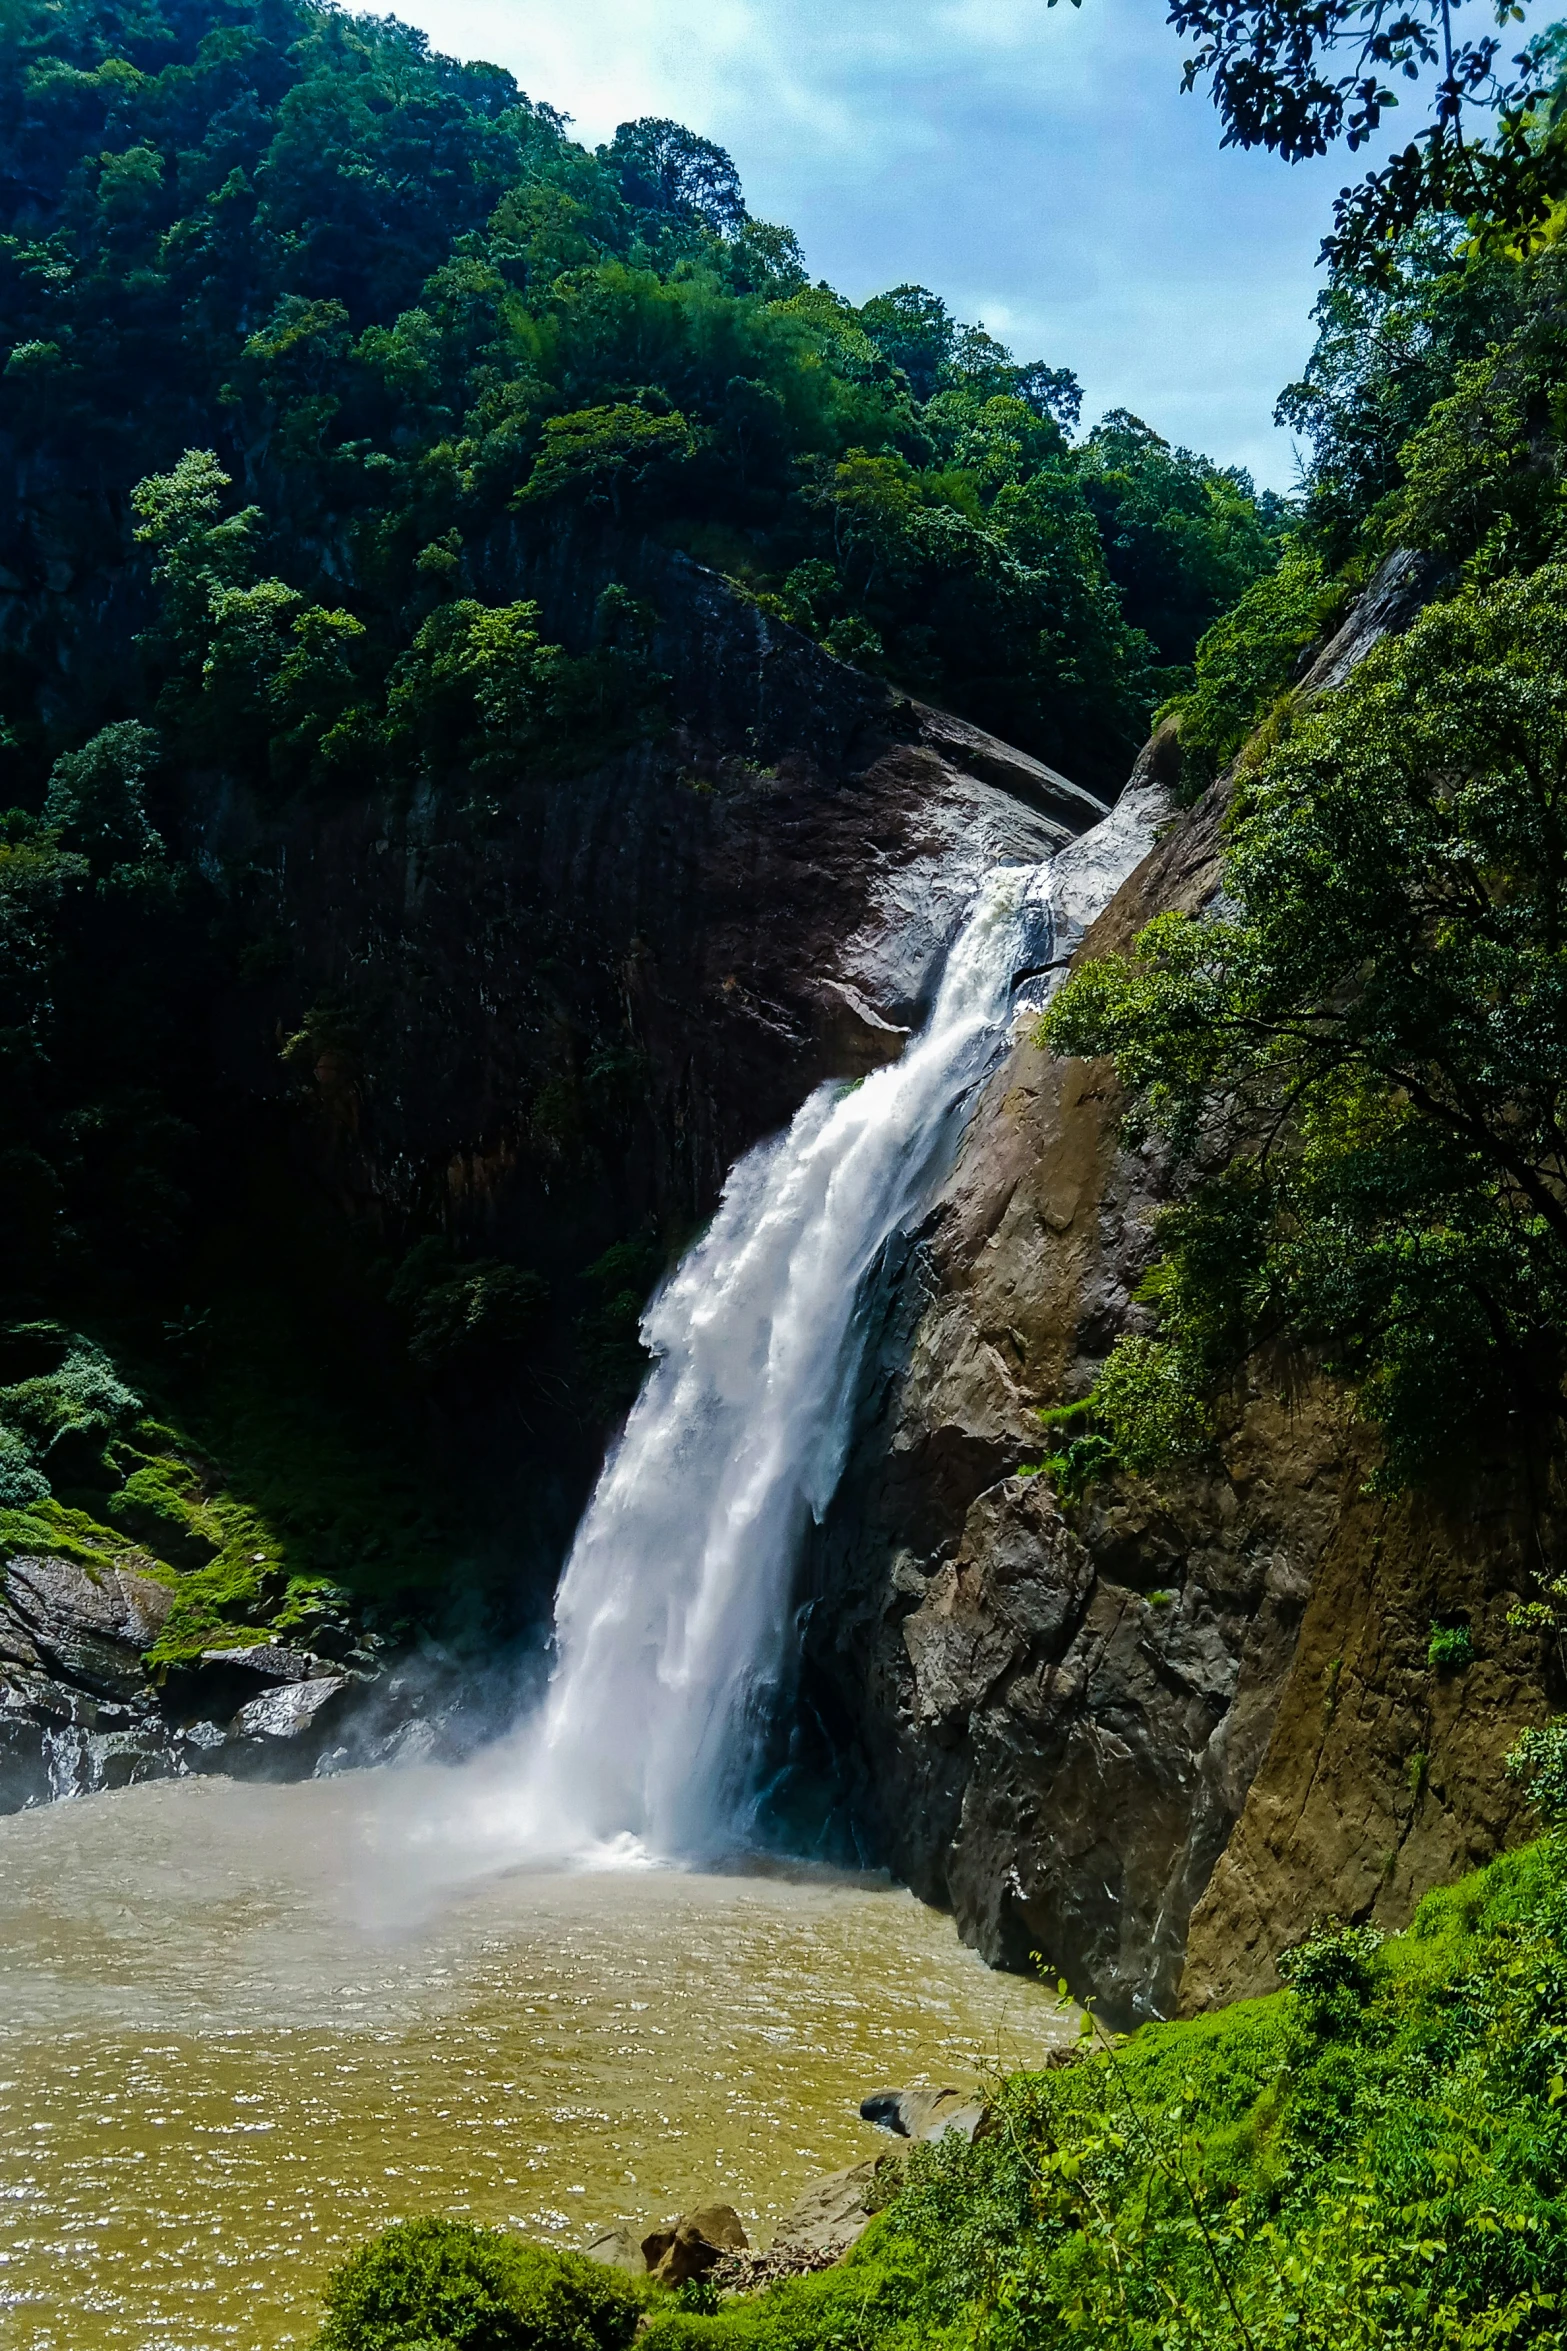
1042 37 1567 1540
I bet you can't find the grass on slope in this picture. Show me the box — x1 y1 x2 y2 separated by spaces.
0 1283 469 1662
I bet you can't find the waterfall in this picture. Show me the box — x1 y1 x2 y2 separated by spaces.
487 858 1058 1865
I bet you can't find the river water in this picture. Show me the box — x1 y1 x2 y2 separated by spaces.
0 1774 1072 2349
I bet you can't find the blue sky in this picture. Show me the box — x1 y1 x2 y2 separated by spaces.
396 0 1362 490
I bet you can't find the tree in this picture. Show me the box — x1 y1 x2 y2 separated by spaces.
857 283 957 401
1076 410 1285 671
1149 0 1567 276
41 722 162 872
1041 563 1567 1482
604 116 746 235
517 403 700 521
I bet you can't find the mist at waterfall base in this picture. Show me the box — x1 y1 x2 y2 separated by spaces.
364 858 1056 1907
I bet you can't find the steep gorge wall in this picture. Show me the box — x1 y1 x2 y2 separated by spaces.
197 518 1104 1269
0 526 1112 1812
798 564 1555 2024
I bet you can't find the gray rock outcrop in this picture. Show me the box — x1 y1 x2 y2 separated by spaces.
766 2161 887 2268
858 2086 982 2142
0 1551 399 1808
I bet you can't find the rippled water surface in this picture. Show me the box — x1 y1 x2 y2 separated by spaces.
0 1774 1071 2348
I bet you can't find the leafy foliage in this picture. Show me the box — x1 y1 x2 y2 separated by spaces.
0 0 1281 800
314 2218 642 2351
1509 1718 1567 1820
1428 1619 1476 1669
1159 539 1349 794
1163 0 1567 278
1077 409 1289 675
1042 564 1567 1484
1389 244 1567 581
1275 230 1535 562
618 1832 1567 2351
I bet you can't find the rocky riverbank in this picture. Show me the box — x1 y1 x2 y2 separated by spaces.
582 2080 1009 2294
0 1548 477 1808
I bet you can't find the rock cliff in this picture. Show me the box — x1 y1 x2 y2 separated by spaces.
6 532 1549 2036
797 559 1553 2024
0 523 1109 1813
199 517 1103 1268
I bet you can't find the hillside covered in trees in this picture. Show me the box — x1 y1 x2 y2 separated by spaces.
0 0 1284 791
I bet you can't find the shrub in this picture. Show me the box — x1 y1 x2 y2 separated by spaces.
1277 1915 1385 2031
1427 1620 1474 1671
0 1325 142 1492
314 2216 641 2351
0 1426 48 1506
1089 1331 1214 1473
1508 1721 1567 1826
1161 540 1348 796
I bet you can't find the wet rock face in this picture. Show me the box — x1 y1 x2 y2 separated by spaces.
0 1552 482 1813
796 1026 1362 2022
3 544 1112 1815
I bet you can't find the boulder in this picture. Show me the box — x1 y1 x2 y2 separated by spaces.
0 1553 430 1816
641 2204 748 2285
582 2225 644 2275
0 1667 82 1807
199 1642 316 1683
770 2159 888 2265
226 1675 350 1767
2 1554 173 1698
859 2086 983 2142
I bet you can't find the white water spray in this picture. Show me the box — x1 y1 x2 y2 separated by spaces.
486 859 1057 1865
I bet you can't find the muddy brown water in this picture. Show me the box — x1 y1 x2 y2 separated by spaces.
0 1774 1073 2348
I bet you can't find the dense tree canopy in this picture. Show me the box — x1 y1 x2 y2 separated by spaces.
1042 86 1567 1494
0 0 1282 801
1048 568 1567 1482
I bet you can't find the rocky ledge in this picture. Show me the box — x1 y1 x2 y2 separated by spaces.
0 1550 466 1811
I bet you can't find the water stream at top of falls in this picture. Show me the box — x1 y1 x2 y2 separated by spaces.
491 857 1059 1866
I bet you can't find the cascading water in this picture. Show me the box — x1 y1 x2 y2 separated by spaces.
490 858 1059 1867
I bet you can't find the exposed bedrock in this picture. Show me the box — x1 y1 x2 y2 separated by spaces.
0 1547 504 1810
0 521 1114 1814
797 563 1551 2025
197 515 1104 1262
